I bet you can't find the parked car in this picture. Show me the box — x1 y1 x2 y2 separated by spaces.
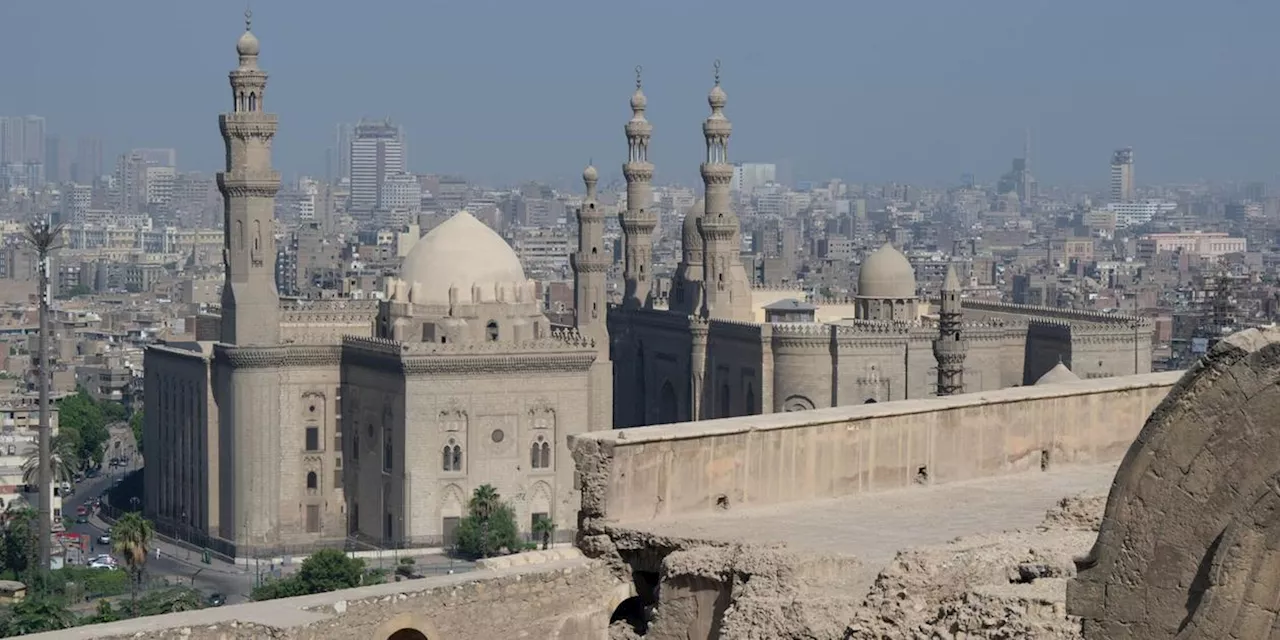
207 593 225 607
87 556 117 570
97 534 110 545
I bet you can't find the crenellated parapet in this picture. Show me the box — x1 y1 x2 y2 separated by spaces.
213 343 342 369
963 300 1151 329
341 334 597 376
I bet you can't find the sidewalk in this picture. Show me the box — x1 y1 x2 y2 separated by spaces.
90 511 243 577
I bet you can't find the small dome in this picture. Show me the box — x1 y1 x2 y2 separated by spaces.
582 164 598 183
682 199 705 258
1035 362 1081 386
399 211 526 305
708 84 727 109
858 242 917 299
237 30 260 57
631 88 647 112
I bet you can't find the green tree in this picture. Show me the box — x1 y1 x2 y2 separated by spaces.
57 390 109 468
22 433 79 488
63 284 92 298
137 586 205 616
101 401 128 423
455 484 520 558
129 410 144 456
250 548 367 601
88 599 120 624
0 596 75 635
533 517 556 551
1 507 37 578
111 511 154 615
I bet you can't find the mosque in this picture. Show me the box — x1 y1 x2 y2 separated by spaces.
141 16 1153 555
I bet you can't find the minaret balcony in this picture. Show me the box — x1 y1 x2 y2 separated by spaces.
571 252 611 272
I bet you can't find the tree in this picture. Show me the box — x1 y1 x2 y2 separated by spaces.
455 484 520 558
101 401 128 423
250 548 367 601
22 433 78 489
25 216 61 586
138 586 205 616
533 517 556 551
57 390 108 468
1 507 37 577
111 511 154 615
0 596 75 635
87 599 120 624
62 284 91 298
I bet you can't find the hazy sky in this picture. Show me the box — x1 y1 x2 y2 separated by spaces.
2 0 1278 188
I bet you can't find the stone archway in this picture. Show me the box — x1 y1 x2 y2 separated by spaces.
1068 328 1280 639
371 613 442 640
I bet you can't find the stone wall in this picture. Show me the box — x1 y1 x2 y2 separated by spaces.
571 371 1181 526
32 555 626 640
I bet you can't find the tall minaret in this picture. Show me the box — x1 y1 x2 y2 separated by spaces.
697 61 752 321
620 66 656 310
933 263 967 396
572 163 614 429
217 10 281 346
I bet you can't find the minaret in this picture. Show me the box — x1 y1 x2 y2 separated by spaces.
572 164 609 350
933 263 967 396
217 10 281 346
620 66 656 310
697 61 751 321
572 163 614 429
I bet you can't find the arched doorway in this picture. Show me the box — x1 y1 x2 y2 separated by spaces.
388 630 428 640
719 384 731 418
659 381 678 424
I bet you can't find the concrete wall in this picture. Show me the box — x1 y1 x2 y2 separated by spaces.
35 555 625 640
572 371 1181 525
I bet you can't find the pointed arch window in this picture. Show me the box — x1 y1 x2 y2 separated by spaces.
306 471 317 490
248 92 257 112
443 438 463 472
531 436 552 470
486 321 499 342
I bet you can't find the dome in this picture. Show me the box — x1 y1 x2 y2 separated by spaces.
582 164 598 183
857 242 917 299
399 211 526 305
236 30 259 57
708 84 727 109
631 88 647 112
1035 361 1081 386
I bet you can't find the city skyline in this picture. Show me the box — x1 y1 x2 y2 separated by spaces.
2 1 1279 187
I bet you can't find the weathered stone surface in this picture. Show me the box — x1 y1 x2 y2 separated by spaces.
1068 327 1280 639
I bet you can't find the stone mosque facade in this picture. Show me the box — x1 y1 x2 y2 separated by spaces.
141 17 1153 555
142 19 610 555
607 67 1155 427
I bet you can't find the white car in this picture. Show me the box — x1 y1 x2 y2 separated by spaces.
87 555 117 570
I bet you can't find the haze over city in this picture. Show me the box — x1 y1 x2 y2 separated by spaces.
3 0 1278 185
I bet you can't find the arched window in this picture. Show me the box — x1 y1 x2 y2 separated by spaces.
442 444 452 471
248 92 257 111
306 471 317 490
486 321 499 342
531 440 541 468
382 431 393 473
540 441 551 469
451 444 462 471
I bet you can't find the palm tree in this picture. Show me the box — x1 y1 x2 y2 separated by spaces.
23 216 62 578
111 511 155 615
469 484 501 520
21 434 78 489
532 517 556 551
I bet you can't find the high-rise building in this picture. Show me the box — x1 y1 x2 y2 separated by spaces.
44 135 69 184
334 124 352 186
135 148 177 168
1110 147 1134 203
72 136 103 183
730 162 776 194
348 119 405 215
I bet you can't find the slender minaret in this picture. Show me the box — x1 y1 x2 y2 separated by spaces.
697 61 751 321
620 66 656 310
572 163 614 429
217 10 280 346
933 263 967 395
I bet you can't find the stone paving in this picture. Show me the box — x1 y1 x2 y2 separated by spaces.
621 462 1119 591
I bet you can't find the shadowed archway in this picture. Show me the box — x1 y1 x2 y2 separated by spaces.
372 613 442 640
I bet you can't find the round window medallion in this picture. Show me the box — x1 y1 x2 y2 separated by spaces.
491 429 505 443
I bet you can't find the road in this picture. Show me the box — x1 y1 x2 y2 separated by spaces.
63 473 257 604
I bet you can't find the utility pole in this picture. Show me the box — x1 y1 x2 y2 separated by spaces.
24 216 62 582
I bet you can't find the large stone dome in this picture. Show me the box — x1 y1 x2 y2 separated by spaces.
682 199 705 260
857 242 917 299
399 211 526 305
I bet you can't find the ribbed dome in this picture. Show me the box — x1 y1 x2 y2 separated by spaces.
1035 362 1081 386
858 242 916 299
399 211 526 305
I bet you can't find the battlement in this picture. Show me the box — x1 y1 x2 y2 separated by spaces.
962 300 1150 328
341 327 595 357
